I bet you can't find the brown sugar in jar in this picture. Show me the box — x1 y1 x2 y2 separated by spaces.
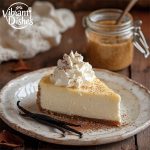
83 9 135 71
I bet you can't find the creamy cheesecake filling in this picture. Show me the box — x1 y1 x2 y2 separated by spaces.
40 85 121 122
50 51 96 88
38 51 122 125
39 76 121 124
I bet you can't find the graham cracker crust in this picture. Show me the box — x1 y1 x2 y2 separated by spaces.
37 87 121 128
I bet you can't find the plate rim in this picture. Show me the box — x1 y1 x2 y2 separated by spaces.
0 67 150 146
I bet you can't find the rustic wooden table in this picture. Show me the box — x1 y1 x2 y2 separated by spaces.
0 10 149 150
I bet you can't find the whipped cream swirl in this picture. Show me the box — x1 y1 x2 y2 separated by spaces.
50 51 96 88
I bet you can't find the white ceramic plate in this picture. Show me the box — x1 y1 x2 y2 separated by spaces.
0 68 150 146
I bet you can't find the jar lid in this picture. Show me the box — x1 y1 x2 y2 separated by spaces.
83 9 133 36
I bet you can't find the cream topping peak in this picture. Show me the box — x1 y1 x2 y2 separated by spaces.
50 51 96 88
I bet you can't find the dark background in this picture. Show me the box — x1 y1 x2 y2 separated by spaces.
0 0 150 11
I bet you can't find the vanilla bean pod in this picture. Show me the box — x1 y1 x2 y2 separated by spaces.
17 101 82 138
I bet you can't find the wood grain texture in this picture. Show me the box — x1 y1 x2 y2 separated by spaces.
0 10 149 149
132 54 150 150
38 137 136 150
131 11 150 150
131 52 150 150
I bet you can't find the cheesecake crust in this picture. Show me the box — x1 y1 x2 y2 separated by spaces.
37 88 121 127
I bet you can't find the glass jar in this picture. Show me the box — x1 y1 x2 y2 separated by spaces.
83 9 149 71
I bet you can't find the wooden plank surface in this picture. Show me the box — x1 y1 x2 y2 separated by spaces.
131 11 150 150
0 10 149 149
131 51 150 150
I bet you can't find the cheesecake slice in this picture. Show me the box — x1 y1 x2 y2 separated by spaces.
37 51 121 126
